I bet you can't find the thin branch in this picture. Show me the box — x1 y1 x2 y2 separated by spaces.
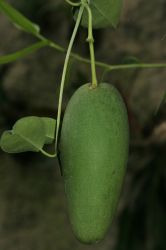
44 39 166 72
35 34 166 71
1 35 166 72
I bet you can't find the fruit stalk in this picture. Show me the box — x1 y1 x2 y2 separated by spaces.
84 3 98 88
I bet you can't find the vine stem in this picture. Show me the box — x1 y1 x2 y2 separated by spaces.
65 0 81 6
35 31 166 73
55 5 85 151
40 149 57 158
105 63 166 71
84 3 98 87
36 36 166 72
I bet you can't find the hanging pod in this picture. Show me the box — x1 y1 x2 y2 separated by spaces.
59 83 129 244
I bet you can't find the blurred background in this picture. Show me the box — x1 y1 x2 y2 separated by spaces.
0 0 166 249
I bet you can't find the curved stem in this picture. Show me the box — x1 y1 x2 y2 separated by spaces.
55 5 85 151
36 32 166 71
84 3 98 87
35 33 166 73
65 0 81 6
40 149 57 158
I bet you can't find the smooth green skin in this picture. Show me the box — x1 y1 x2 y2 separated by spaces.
59 83 129 244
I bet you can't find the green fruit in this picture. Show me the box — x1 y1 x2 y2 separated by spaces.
59 83 129 244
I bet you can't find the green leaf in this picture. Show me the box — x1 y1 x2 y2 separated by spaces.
0 130 39 153
74 0 123 29
41 117 56 144
0 117 46 153
0 41 49 65
13 117 46 150
0 0 40 35
0 116 56 154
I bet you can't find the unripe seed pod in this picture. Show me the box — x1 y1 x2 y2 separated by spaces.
59 83 129 244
